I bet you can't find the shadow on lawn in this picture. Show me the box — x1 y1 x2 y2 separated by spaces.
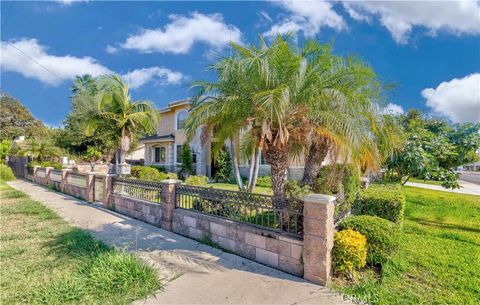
410 217 480 234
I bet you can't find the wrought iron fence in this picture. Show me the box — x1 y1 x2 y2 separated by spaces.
26 167 34 180
94 176 104 202
112 177 162 203
66 172 87 188
175 184 304 237
49 170 62 182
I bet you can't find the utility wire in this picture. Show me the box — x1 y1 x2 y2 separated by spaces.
7 42 63 81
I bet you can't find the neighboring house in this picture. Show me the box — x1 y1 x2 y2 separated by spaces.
140 98 331 179
460 149 480 172
125 143 145 164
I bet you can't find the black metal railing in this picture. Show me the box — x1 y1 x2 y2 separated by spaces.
66 172 87 188
112 177 162 203
94 176 104 202
175 184 304 237
49 169 62 182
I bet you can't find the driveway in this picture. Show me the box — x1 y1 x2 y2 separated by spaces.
7 180 353 305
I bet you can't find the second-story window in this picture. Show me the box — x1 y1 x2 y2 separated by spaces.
176 110 187 130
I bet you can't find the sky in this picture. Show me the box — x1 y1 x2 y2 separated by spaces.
1 0 479 127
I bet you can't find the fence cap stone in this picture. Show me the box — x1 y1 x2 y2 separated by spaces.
303 194 336 204
161 179 181 184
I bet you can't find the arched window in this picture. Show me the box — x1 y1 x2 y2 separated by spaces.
176 110 187 130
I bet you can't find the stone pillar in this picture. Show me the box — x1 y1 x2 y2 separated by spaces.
23 164 28 179
85 173 95 202
45 167 54 185
60 169 70 192
302 194 336 286
160 179 179 231
102 174 116 208
33 165 40 183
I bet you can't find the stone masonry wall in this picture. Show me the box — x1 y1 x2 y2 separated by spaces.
64 184 87 200
171 209 304 276
110 194 162 227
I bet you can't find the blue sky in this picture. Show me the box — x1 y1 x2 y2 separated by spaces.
1 0 479 126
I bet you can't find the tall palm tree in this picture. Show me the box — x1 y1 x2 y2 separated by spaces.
86 75 159 166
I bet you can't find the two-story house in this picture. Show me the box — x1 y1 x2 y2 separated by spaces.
140 98 318 180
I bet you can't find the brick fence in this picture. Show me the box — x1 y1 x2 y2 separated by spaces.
14 165 335 286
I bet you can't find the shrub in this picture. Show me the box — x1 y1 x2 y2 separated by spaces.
214 150 233 183
314 164 360 220
353 183 406 225
28 161 63 170
0 164 16 181
284 179 311 200
130 166 177 181
333 229 367 278
338 215 399 265
255 176 272 188
185 175 208 186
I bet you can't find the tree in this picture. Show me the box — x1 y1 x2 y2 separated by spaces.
214 149 233 183
386 110 480 188
60 75 118 161
0 92 48 141
179 144 194 178
0 140 12 163
17 139 62 161
86 75 159 166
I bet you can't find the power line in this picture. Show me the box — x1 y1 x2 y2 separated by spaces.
7 42 63 81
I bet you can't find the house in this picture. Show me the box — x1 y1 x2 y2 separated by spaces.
140 98 325 180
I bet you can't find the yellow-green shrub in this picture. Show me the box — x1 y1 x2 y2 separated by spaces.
0 164 15 181
333 229 367 278
185 175 208 186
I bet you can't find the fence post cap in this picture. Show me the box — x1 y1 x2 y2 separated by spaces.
303 194 336 204
61 168 71 172
45 166 54 169
161 179 181 184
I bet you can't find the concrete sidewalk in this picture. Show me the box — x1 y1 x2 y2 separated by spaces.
405 180 480 196
7 180 353 305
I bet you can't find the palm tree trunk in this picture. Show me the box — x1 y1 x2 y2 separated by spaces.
248 146 261 192
301 138 330 187
264 145 289 199
119 128 130 164
229 136 244 191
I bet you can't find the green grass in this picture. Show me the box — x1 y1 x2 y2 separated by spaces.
207 183 273 195
408 177 445 186
334 186 480 304
0 182 161 305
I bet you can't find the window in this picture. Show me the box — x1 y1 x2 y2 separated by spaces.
176 110 187 130
154 147 166 163
192 152 197 164
176 145 183 164
260 152 268 165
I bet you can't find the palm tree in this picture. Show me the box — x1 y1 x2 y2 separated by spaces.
86 75 159 168
18 139 62 161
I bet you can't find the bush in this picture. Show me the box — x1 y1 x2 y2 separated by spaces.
353 183 405 225
214 150 233 183
338 215 399 265
333 229 367 278
185 175 208 186
314 164 360 220
255 176 272 188
28 161 63 170
284 179 311 200
0 164 16 181
130 166 177 181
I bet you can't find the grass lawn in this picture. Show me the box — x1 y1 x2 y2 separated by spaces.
207 183 273 195
0 181 161 305
334 186 480 304
408 177 445 186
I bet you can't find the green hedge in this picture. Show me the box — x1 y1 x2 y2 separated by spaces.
130 166 177 181
314 164 360 219
353 183 405 225
255 176 272 188
185 175 209 186
28 161 63 170
0 164 15 181
338 215 399 265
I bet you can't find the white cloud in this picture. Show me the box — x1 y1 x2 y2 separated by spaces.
382 103 405 116
105 45 118 54
121 12 242 54
265 0 345 37
343 1 480 44
55 0 88 5
1 38 112 86
421 73 480 123
122 67 185 90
